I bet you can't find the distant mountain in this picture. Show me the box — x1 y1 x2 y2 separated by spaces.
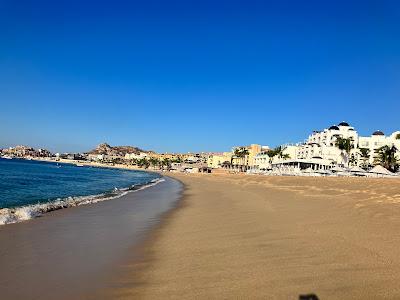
87 143 149 156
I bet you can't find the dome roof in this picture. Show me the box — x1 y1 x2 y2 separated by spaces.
329 125 339 130
372 130 385 136
338 121 350 126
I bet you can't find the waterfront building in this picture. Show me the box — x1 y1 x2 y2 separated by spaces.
228 144 269 171
358 130 400 165
296 122 358 165
253 145 296 170
207 152 232 169
262 122 400 171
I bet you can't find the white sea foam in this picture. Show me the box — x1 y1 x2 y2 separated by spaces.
0 177 165 225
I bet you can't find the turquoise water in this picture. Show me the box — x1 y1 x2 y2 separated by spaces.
0 158 160 224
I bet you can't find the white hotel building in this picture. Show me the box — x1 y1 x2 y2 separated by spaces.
254 122 400 170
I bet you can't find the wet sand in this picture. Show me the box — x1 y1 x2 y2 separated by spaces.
0 176 182 300
111 173 400 299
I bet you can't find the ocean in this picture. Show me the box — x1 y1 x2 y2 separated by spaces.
0 162 182 299
0 158 161 224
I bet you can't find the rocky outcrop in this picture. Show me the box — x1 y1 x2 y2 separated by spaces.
87 143 148 156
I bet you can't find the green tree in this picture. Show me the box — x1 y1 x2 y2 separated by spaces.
281 153 290 160
137 158 149 169
335 137 354 167
349 154 357 166
162 158 171 171
275 146 290 160
148 158 159 169
374 145 399 172
359 148 370 168
232 147 249 170
266 149 276 163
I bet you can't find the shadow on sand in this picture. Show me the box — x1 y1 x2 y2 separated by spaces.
299 294 319 300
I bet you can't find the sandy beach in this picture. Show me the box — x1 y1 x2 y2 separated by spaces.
109 173 400 299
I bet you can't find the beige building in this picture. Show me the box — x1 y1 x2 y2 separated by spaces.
207 152 232 168
230 144 268 169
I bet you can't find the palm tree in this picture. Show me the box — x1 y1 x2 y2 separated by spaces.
275 146 289 160
266 149 276 163
232 147 249 171
335 137 353 167
374 145 399 172
137 158 149 169
359 148 370 168
162 158 171 171
148 158 159 169
281 153 290 160
349 154 357 167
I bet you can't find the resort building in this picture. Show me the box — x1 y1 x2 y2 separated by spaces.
253 122 400 172
358 130 400 165
253 145 297 171
295 122 358 166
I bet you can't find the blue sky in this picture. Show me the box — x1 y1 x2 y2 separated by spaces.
1 0 399 153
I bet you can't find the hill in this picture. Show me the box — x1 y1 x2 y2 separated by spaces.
87 143 148 156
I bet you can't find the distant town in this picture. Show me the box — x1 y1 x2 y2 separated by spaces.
1 122 400 176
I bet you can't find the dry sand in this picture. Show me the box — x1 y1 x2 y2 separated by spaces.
109 173 400 299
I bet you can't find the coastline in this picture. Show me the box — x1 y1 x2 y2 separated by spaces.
0 175 183 300
4 169 400 299
108 173 400 299
0 159 163 225
30 156 148 172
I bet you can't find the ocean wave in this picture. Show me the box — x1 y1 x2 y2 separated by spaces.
0 177 165 225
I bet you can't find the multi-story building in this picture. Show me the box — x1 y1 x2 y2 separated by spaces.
255 122 400 171
253 145 296 170
358 130 400 165
207 152 232 169
230 144 269 170
297 122 357 162
299 123 400 167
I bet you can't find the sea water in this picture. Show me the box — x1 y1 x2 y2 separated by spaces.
0 158 161 224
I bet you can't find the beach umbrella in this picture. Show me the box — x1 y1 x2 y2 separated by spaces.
369 165 394 175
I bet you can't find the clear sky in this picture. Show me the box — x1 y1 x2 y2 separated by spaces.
1 0 399 153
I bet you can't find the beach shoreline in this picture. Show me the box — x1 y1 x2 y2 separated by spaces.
0 159 164 225
107 173 400 299
0 175 183 300
30 156 148 171
3 170 400 299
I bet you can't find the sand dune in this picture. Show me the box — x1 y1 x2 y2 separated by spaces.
109 174 400 299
